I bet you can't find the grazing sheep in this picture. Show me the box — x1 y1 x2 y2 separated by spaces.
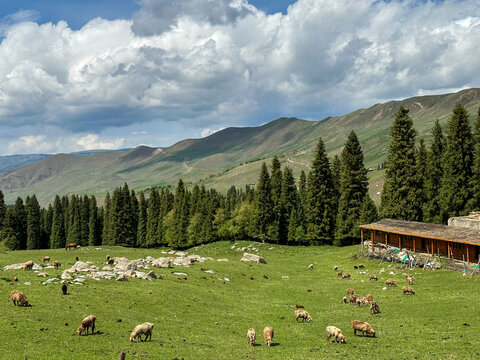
10 277 18 282
62 283 68 295
365 294 373 303
263 275 269 279
247 328 256 346
106 255 110 261
402 286 415 295
77 315 96 335
130 322 154 342
326 326 346 343
346 288 356 295
370 302 381 315
355 297 368 307
337 271 343 277
10 290 29 306
358 264 365 269
343 296 348 304
75 256 79 262
385 279 397 287
348 294 357 305
53 261 59 269
354 265 358 269
295 309 313 322
342 273 351 279
23 261 34 271
351 320 376 337
333 266 338 271
295 304 304 309
41 256 50 263
119 352 126 360
263 327 274 347
406 275 414 285
369 274 378 281
308 264 314 270
65 243 77 250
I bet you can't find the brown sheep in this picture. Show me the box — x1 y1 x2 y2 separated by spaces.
342 273 351 279
23 261 34 271
385 279 397 287
346 288 356 295
10 290 29 306
295 309 313 322
326 326 346 343
130 322 154 342
365 294 373 303
119 352 126 360
77 315 96 335
263 327 274 346
355 297 368 307
41 256 50 263
337 271 343 277
348 294 357 305
10 277 18 282
358 264 365 269
351 320 376 337
247 328 256 346
402 286 415 295
53 261 59 269
406 275 414 285
295 304 304 309
370 302 381 315
333 266 338 271
353 265 358 269
369 274 378 281
65 243 77 250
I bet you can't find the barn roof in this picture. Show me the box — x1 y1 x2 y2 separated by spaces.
359 218 480 246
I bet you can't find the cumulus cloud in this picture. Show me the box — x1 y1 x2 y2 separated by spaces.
1 0 480 149
201 127 226 137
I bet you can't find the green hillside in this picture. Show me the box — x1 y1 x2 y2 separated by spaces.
1 88 480 204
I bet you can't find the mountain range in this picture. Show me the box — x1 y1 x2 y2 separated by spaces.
1 88 480 205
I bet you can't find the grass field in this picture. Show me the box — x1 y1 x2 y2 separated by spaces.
0 241 478 360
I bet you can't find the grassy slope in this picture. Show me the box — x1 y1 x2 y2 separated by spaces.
0 242 478 359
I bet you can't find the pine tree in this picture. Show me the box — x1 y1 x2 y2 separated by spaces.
137 191 147 247
12 197 27 249
269 156 283 242
130 189 139 245
254 162 272 242
380 106 421 220
67 195 82 245
146 187 161 247
26 195 41 249
415 138 427 221
306 138 336 244
50 195 65 249
331 154 341 221
40 204 53 249
0 189 5 228
335 131 368 245
468 108 480 211
440 104 473 221
168 179 189 249
423 120 445 223
279 166 297 244
358 194 378 225
102 192 112 245
88 196 99 246
2 208 20 250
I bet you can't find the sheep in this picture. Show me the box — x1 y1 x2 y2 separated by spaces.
130 322 154 342
65 243 77 250
346 288 356 295
351 320 376 337
326 326 346 343
365 294 373 303
354 265 358 269
406 275 414 285
53 261 59 269
369 274 378 281
343 296 348 304
10 290 29 307
355 297 368 307
333 266 338 271
295 309 313 322
370 302 381 315
263 327 274 347
337 271 343 277
119 352 126 360
358 264 365 269
342 273 351 279
77 315 96 335
308 264 314 270
385 279 397 287
62 282 68 295
295 304 304 309
75 256 79 262
247 328 256 346
23 261 34 270
41 256 50 263
348 294 357 305
10 277 18 282
402 286 415 295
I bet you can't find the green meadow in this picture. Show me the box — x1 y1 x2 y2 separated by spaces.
0 241 478 359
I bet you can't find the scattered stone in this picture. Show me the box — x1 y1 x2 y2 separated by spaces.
90 271 116 280
37 272 48 277
282 276 289 279
116 274 128 281
382 287 387 291
173 272 188 276
24 282 32 286
224 277 230 282
146 271 158 279
241 253 266 264
172 257 193 267
217 258 228 262
42 277 59 285
204 270 216 274
3 263 42 271
61 271 73 280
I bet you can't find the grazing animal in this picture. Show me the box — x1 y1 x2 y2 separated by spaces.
295 309 313 322
308 264 314 270
41 256 50 263
119 352 126 360
249 276 254 280
402 286 415 295
385 279 397 287
326 326 346 343
23 261 34 271
355 297 368 307
306 289 312 293
358 264 365 269
346 288 356 295
247 328 256 346
65 243 77 250
53 261 59 269
337 271 343 277
263 275 269 279
263 327 274 347
75 257 79 262
369 274 378 281
62 283 68 295
333 266 338 271
370 302 381 315
130 322 154 342
348 294 357 305
343 296 348 304
354 265 358 269
77 315 96 335
351 320 376 337
295 304 304 309
342 273 351 279
10 290 29 306
406 275 414 285
365 294 373 303
10 277 18 282
241 273 246 277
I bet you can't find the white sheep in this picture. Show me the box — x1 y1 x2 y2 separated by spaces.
247 328 256 346
326 326 346 343
130 322 154 342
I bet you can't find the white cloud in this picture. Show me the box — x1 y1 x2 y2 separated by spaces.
75 134 125 150
0 0 480 148
201 127 226 137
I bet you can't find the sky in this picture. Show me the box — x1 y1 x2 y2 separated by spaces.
0 0 479 155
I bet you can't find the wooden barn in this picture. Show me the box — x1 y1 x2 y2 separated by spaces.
359 218 480 264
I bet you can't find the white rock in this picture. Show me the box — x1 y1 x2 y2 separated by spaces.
61 271 73 280
389 271 395 275
224 277 230 282
282 276 289 279
241 253 266 264
95 248 102 250
37 272 48 277
116 274 128 281
217 258 229 262
42 277 59 285
173 272 187 276
382 287 387 291
172 257 192 267
24 282 31 285
205 270 216 274
152 258 171 268
146 256 155 262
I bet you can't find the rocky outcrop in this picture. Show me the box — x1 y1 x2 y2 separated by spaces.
241 253 266 264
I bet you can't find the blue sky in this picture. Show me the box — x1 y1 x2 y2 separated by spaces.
0 0 478 154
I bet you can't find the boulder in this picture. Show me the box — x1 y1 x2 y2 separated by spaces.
152 258 171 268
146 271 158 279
69 261 97 272
241 253 266 264
61 271 73 280
114 260 137 273
90 271 116 280
217 258 229 262
172 257 192 267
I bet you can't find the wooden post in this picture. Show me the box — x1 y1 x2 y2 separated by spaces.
467 245 470 264
399 235 402 249
431 240 434 256
447 242 450 259
361 229 364 252
413 237 416 252
371 231 374 252
385 232 388 247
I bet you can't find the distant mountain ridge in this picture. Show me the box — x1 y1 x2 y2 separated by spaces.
1 88 480 204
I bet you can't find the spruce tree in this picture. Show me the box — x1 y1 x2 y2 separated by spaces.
169 179 189 248
269 156 283 242
50 195 65 249
137 191 147 247
67 195 82 245
26 195 41 249
306 138 336 244
380 106 421 220
146 187 161 247
12 197 27 249
415 138 427 221
358 194 378 225
3 208 20 250
279 166 297 244
88 196 99 246
0 189 5 228
335 131 368 245
440 104 473 221
254 162 272 242
102 192 112 245
331 154 341 221
468 107 480 211
41 204 53 249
